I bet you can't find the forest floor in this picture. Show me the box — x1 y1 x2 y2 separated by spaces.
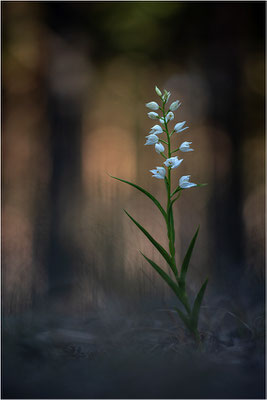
2 298 265 399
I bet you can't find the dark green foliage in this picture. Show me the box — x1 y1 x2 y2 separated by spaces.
180 227 199 283
191 279 208 330
110 175 167 220
124 210 173 270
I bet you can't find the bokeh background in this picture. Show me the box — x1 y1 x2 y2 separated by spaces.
2 1 264 315
2 2 265 398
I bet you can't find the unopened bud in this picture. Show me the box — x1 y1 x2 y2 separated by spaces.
155 86 162 97
170 100 181 112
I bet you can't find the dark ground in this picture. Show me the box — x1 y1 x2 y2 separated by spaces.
2 298 265 399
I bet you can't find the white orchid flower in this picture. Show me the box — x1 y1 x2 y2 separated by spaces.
179 175 197 189
170 100 181 111
146 101 159 111
179 141 194 152
166 111 174 122
174 121 189 133
148 112 159 120
150 166 166 180
164 156 183 169
163 90 171 103
150 125 163 134
145 134 159 145
155 86 162 97
155 142 165 154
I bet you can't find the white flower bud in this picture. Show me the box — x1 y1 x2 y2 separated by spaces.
155 86 162 97
146 101 159 111
179 175 197 189
174 121 189 133
155 142 165 154
164 156 183 169
179 141 193 152
147 112 159 120
166 112 174 122
150 125 163 134
163 90 171 103
170 100 181 111
145 134 159 145
150 166 166 180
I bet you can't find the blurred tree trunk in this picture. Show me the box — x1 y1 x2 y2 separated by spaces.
202 4 249 293
43 4 90 302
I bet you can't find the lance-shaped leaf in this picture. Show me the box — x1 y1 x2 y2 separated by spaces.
174 307 192 331
124 210 173 269
191 279 208 330
170 194 181 206
141 253 184 303
110 175 167 220
171 185 181 198
171 183 207 198
180 226 199 283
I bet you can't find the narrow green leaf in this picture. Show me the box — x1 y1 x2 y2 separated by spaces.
159 139 168 145
124 210 173 268
141 253 184 303
110 175 167 220
171 186 181 198
171 183 207 198
174 307 192 331
180 226 199 283
169 192 182 209
171 195 180 205
191 279 208 330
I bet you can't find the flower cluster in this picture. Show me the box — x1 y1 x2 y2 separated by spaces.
145 86 196 189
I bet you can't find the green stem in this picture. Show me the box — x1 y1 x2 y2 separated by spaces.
171 186 181 198
161 97 200 343
162 102 177 276
159 139 168 145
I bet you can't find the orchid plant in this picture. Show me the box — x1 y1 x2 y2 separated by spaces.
111 86 208 344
